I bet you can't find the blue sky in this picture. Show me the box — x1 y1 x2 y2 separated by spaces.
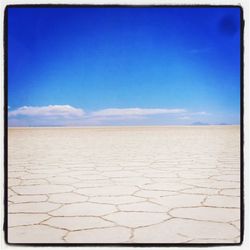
8 7 241 126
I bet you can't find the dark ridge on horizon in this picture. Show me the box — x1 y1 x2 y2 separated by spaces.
191 122 210 126
191 122 234 126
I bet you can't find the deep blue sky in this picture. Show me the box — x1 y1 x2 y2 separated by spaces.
8 7 241 126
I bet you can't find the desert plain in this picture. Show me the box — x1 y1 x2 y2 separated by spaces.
7 126 241 244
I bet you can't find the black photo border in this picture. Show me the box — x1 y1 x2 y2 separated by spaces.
3 4 245 247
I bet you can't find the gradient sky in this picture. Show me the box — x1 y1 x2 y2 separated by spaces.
8 7 241 126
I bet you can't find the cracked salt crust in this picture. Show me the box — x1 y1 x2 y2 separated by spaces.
8 126 241 243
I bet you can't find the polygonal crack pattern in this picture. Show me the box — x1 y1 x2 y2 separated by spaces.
8 126 241 243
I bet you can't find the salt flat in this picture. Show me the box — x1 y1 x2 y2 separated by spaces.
7 126 241 244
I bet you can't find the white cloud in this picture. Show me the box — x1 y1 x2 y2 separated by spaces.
8 105 85 118
9 105 208 127
91 108 186 117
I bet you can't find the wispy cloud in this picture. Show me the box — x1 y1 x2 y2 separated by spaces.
188 47 212 54
8 105 85 118
178 111 210 122
91 108 186 117
191 111 210 115
179 116 191 120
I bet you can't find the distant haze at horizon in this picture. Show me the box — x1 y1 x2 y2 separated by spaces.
8 7 241 127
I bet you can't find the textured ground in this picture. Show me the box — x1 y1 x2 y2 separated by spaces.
8 126 241 244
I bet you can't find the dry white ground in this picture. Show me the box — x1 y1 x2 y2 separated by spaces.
7 126 241 244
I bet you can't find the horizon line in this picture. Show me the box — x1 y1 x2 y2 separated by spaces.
7 124 240 129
